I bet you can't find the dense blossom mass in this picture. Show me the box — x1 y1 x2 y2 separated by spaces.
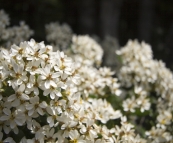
117 40 173 142
0 39 146 142
0 9 172 143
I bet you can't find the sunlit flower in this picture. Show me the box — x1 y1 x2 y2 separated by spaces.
69 130 86 143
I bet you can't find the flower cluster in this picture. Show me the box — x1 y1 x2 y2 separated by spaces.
64 35 121 99
45 22 73 51
0 39 146 142
45 22 173 142
70 35 103 67
0 10 33 48
1 11 172 142
76 66 121 98
117 40 173 142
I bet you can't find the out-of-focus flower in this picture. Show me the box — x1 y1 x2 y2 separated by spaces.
117 40 173 142
71 35 103 67
45 22 72 50
0 10 33 48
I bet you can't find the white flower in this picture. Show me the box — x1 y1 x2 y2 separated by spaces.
39 64 61 89
10 41 29 60
136 95 150 112
53 51 73 77
50 99 66 112
0 108 25 131
145 127 172 142
44 127 59 142
71 35 103 66
7 84 29 107
69 130 86 143
89 98 122 123
25 60 41 75
29 120 44 141
156 110 172 129
123 96 137 113
25 75 39 96
46 106 59 127
9 60 28 86
26 96 47 116
26 39 49 61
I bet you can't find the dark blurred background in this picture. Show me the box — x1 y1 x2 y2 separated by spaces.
1 0 173 69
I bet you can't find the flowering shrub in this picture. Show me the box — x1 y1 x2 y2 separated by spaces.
117 40 173 142
0 39 143 143
0 10 172 143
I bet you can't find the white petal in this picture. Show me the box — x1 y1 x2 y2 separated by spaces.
3 108 11 116
60 52 64 58
47 116 53 124
13 126 19 134
46 107 53 115
12 99 20 107
27 82 33 88
43 89 51 96
50 92 55 99
4 126 10 134
19 65 24 72
7 94 16 102
50 120 54 127
0 116 9 121
61 73 68 80
52 72 61 78
18 84 25 92
17 79 23 85
56 92 62 97
26 104 34 110
21 94 30 100
69 130 78 140
30 75 35 82
50 80 57 88
28 108 35 116
39 75 46 80
78 140 86 143
10 120 16 129
49 128 55 136
12 62 18 73
54 66 60 71
15 119 24 126
34 96 39 102
34 88 39 96
44 65 51 75
39 101 47 108
45 80 50 89
37 108 44 115
61 124 67 130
